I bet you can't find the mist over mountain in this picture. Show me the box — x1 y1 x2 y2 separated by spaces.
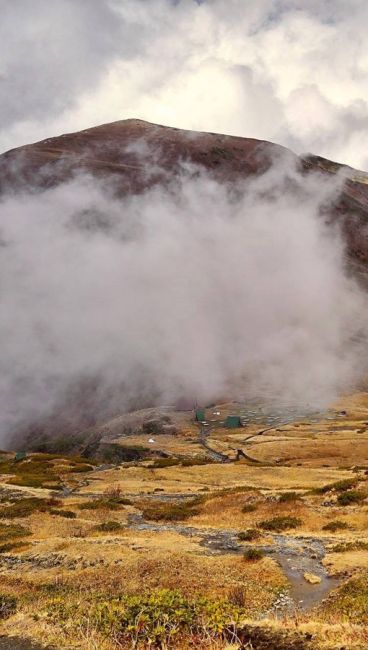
0 120 368 450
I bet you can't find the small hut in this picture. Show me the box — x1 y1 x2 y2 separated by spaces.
195 409 206 423
15 451 27 462
225 415 242 429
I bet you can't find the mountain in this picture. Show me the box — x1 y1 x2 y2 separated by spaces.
1 119 368 276
1 119 368 453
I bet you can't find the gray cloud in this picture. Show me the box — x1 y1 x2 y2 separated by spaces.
0 156 366 441
1 1 368 445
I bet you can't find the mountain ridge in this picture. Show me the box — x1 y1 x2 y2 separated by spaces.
1 118 368 272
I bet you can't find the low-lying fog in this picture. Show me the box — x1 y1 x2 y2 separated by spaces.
0 154 367 444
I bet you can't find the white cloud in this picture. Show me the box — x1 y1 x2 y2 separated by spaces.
1 1 368 168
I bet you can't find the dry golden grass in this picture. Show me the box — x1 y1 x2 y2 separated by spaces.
114 432 205 456
323 549 368 574
1 392 368 648
189 491 327 533
246 436 368 466
76 463 354 497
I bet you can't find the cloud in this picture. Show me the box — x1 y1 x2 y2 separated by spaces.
2 1 368 169
0 153 366 442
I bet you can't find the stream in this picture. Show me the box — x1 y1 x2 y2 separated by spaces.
128 514 339 613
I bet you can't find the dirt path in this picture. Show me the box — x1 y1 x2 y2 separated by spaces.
198 424 230 462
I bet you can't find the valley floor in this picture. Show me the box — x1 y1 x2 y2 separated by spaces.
0 393 368 648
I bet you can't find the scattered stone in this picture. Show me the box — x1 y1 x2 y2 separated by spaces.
303 572 322 584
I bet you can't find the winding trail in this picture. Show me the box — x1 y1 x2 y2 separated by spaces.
198 424 230 462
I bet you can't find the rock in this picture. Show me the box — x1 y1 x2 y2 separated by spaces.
303 572 322 584
162 424 177 435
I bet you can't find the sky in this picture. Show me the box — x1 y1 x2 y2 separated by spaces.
2 0 368 169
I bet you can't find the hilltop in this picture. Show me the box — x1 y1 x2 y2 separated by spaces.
1 118 368 272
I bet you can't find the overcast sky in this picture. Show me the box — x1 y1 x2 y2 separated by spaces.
2 0 368 169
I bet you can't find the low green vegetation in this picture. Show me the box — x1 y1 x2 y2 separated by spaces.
95 520 123 532
337 490 366 506
49 509 76 519
321 571 368 624
243 548 264 562
0 521 31 540
312 478 359 495
0 454 95 489
78 485 132 511
322 520 349 532
150 457 213 469
46 589 243 648
0 521 31 552
216 485 260 497
100 444 149 463
150 458 181 469
0 496 66 519
0 540 29 553
241 503 258 513
277 492 302 503
258 516 303 532
141 497 203 522
238 529 261 542
0 497 46 519
330 541 368 553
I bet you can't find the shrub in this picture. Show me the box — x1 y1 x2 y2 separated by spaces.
103 485 122 501
141 498 201 522
95 521 123 532
332 479 360 492
228 585 247 607
0 497 45 519
49 509 77 519
78 496 129 511
70 464 94 473
258 516 302 532
337 490 365 506
0 522 31 541
238 529 261 542
0 541 28 553
331 541 368 553
241 503 258 513
313 478 358 495
278 492 301 503
150 458 181 469
0 458 63 489
243 548 264 562
0 594 17 619
46 589 243 648
321 572 368 623
100 444 149 463
322 520 349 532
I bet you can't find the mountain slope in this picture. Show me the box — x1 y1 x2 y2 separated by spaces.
1 118 368 272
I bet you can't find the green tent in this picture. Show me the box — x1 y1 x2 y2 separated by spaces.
15 451 27 462
225 415 242 428
195 409 206 422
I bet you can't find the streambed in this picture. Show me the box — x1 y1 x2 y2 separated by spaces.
128 514 339 612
